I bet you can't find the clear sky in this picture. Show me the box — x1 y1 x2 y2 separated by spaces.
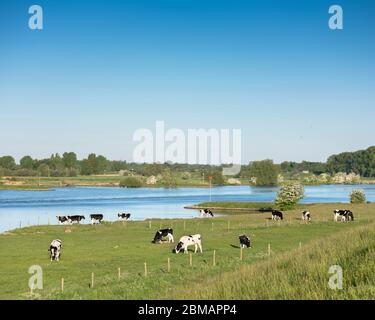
0 0 374 163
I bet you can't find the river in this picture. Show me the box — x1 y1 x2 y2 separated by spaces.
0 184 374 232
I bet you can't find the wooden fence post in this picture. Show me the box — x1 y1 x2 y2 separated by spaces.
149 221 152 229
299 242 302 250
268 244 271 256
61 278 64 293
144 262 148 276
118 267 121 280
213 250 216 266
91 272 95 289
167 258 171 272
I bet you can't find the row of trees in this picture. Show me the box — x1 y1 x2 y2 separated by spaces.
279 146 375 177
0 153 116 177
1 146 374 179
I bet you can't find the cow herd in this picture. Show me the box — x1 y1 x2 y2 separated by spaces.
56 213 131 225
48 207 355 261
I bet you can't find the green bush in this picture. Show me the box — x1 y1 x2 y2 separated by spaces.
249 160 279 186
119 177 142 188
350 189 366 204
275 183 304 210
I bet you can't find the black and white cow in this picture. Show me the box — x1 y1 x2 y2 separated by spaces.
90 214 103 225
239 234 251 248
56 216 69 224
199 209 214 217
334 209 354 222
118 213 131 221
271 210 283 220
49 239 62 261
153 228 174 243
68 215 85 224
301 211 311 221
174 234 202 254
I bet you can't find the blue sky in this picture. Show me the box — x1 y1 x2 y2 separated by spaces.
0 0 374 163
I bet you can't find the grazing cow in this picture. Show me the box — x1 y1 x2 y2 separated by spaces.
118 213 131 220
174 234 202 254
199 209 214 217
239 234 251 248
68 215 85 224
301 211 311 221
49 239 62 261
90 214 103 225
271 210 283 220
153 228 174 243
259 207 274 213
334 209 354 222
56 216 69 224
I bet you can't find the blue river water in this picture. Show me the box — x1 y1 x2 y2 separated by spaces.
0 185 374 232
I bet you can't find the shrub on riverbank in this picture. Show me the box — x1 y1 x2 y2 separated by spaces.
350 189 366 204
275 183 304 210
119 177 142 188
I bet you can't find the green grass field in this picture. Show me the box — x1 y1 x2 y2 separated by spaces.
0 203 374 300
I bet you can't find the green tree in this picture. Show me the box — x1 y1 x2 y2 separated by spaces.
0 156 16 170
20 156 34 169
62 152 78 169
37 163 50 177
249 160 279 186
81 154 108 175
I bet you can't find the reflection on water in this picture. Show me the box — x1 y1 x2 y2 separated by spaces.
0 185 374 232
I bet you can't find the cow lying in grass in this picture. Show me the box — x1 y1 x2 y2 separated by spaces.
174 234 202 254
334 209 354 222
90 214 103 225
239 234 251 248
301 211 311 221
271 210 283 220
49 239 62 261
152 228 174 244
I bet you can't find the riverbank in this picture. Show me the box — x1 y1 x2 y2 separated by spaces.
1 174 375 190
0 202 374 299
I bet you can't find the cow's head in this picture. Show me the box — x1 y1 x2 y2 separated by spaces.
174 241 184 254
152 231 162 243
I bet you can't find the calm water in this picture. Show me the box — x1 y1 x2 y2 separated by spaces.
0 185 374 233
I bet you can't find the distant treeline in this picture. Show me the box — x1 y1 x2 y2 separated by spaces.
279 146 375 177
0 152 221 178
0 146 374 178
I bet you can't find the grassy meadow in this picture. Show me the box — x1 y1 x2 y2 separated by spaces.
0 203 374 300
